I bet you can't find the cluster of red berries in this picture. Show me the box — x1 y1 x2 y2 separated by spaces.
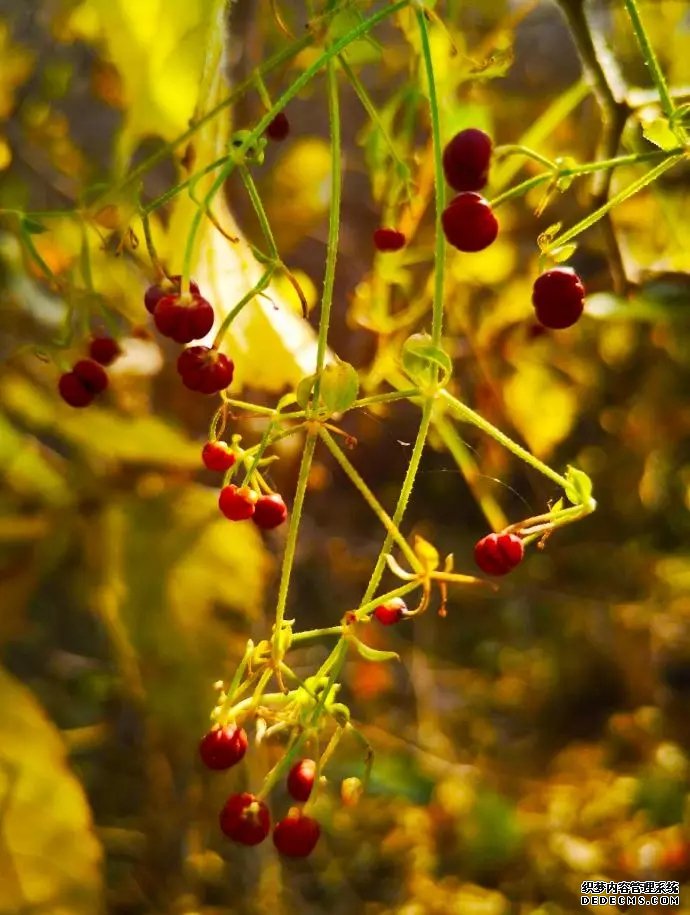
373 128 587 329
144 276 234 395
218 483 287 530
441 127 498 253
58 336 121 407
473 531 524 576
199 725 320 856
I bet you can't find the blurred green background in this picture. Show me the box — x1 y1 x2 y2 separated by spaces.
2 0 690 912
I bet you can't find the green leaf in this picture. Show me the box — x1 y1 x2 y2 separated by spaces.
564 465 593 506
401 334 452 388
351 637 400 664
0 665 103 913
319 361 359 414
550 243 577 264
295 373 317 411
642 116 680 152
21 216 48 234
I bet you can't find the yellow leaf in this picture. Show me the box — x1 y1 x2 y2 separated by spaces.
0 666 103 914
413 534 440 571
67 0 225 164
503 363 577 459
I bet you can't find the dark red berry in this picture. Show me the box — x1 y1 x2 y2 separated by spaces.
144 276 199 314
373 227 406 252
219 792 270 846
474 532 524 576
373 597 407 626
252 493 288 530
219 484 258 521
58 372 94 408
266 112 290 141
287 758 316 802
442 128 492 192
202 441 236 473
154 292 214 344
177 346 234 394
442 192 498 252
531 267 585 330
199 724 248 770
73 359 108 394
89 336 121 366
273 810 321 858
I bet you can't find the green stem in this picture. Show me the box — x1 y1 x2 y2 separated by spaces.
314 60 342 394
213 268 273 347
272 433 318 637
416 7 446 347
338 54 408 176
352 388 421 409
240 166 279 258
489 148 678 209
622 0 675 120
362 397 435 604
181 0 408 293
439 389 569 490
544 155 683 251
318 427 423 573
494 144 557 170
142 155 230 214
181 161 233 292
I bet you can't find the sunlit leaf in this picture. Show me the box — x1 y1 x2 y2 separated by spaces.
503 364 577 458
0 666 103 914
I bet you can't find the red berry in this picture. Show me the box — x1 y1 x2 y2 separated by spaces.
373 227 406 252
474 532 524 576
219 484 258 521
58 372 94 408
177 346 234 394
144 276 199 314
442 192 498 252
531 267 585 330
273 810 321 858
202 441 236 473
154 291 214 344
89 336 121 366
199 725 248 770
287 758 316 802
266 112 290 141
73 359 109 394
219 792 270 846
373 597 407 626
252 493 288 530
442 128 492 192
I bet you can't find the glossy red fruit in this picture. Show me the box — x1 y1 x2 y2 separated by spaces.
474 532 524 576
154 291 214 344
144 276 199 314
287 758 316 802
199 725 248 770
273 810 321 858
442 192 498 252
373 597 407 626
442 128 492 192
58 372 94 407
177 346 234 394
58 358 109 408
219 484 258 521
202 441 236 473
73 359 109 394
252 493 288 530
219 792 270 846
532 267 585 330
266 112 290 141
373 227 406 252
89 336 121 366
